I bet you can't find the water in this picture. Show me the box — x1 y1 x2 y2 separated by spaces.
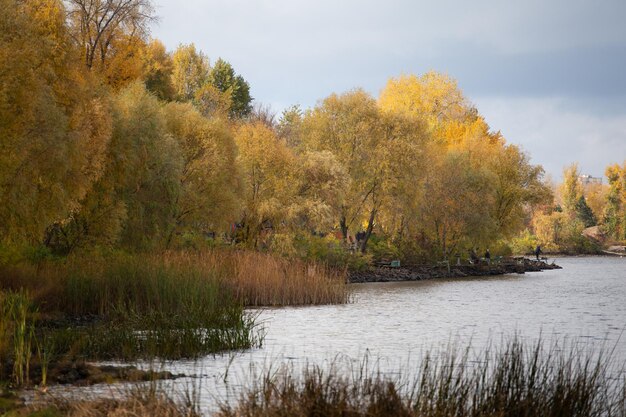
33 256 626 409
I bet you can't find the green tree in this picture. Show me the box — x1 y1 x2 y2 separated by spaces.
603 162 625 240
575 195 597 227
208 58 252 119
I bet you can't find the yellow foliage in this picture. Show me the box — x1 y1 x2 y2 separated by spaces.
0 0 112 245
163 102 241 238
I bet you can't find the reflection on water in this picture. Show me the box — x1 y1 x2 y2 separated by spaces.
32 256 626 410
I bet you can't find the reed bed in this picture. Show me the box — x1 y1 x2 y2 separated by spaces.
0 249 347 385
177 250 350 306
0 249 349 313
218 339 626 417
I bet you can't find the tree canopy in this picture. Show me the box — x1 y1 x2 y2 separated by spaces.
6 0 621 264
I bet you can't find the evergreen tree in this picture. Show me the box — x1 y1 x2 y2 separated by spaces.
575 196 596 227
209 58 252 119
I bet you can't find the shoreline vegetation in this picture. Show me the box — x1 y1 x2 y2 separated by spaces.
11 338 626 417
0 250 348 392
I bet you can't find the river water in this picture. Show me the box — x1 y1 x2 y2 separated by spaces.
34 256 626 410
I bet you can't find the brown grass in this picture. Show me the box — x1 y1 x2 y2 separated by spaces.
21 387 200 417
218 339 626 417
210 250 350 306
0 249 349 313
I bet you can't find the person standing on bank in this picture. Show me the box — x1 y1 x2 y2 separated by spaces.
484 248 491 265
534 245 542 261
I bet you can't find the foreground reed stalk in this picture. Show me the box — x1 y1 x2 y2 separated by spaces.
218 339 626 417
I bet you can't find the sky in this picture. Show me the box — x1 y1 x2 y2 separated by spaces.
150 0 626 180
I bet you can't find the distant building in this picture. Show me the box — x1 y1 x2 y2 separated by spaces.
578 174 602 185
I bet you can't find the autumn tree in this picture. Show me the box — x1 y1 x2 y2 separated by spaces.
234 123 296 247
277 105 303 148
290 150 348 233
603 162 626 240
379 72 473 138
301 90 385 249
0 0 112 248
171 43 209 101
163 102 241 245
193 83 232 119
417 149 495 258
63 82 181 251
65 0 155 69
378 72 551 257
141 38 174 100
560 164 584 214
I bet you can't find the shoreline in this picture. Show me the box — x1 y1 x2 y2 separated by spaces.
348 258 562 283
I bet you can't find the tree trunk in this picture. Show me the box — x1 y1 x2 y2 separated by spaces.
360 208 377 254
340 216 348 241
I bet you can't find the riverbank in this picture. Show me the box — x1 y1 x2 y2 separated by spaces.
349 258 561 283
0 250 348 393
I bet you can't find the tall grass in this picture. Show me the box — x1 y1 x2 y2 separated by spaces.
188 250 349 306
218 339 626 417
0 249 349 313
0 249 346 380
0 253 261 381
0 290 37 386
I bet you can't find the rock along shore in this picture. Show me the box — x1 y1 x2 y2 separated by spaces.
348 258 562 283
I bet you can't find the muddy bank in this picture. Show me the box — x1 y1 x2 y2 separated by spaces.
1 361 180 389
349 258 562 283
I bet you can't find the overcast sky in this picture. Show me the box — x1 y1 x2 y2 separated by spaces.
150 0 626 180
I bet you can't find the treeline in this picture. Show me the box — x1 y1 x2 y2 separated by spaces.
516 162 626 254
2 0 568 264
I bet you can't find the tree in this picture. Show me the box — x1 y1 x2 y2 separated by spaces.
417 149 494 258
560 164 584 215
64 82 182 250
0 0 112 247
208 58 252 119
484 143 551 238
575 196 596 228
163 102 241 245
301 89 384 248
379 72 472 135
290 151 348 233
277 105 303 148
193 83 232 119
603 162 626 240
234 123 295 247
559 163 599 228
171 43 209 101
141 38 174 101
65 0 155 71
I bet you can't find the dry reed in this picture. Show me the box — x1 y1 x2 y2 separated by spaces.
176 250 350 306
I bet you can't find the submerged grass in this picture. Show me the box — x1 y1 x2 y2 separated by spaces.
218 339 626 417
